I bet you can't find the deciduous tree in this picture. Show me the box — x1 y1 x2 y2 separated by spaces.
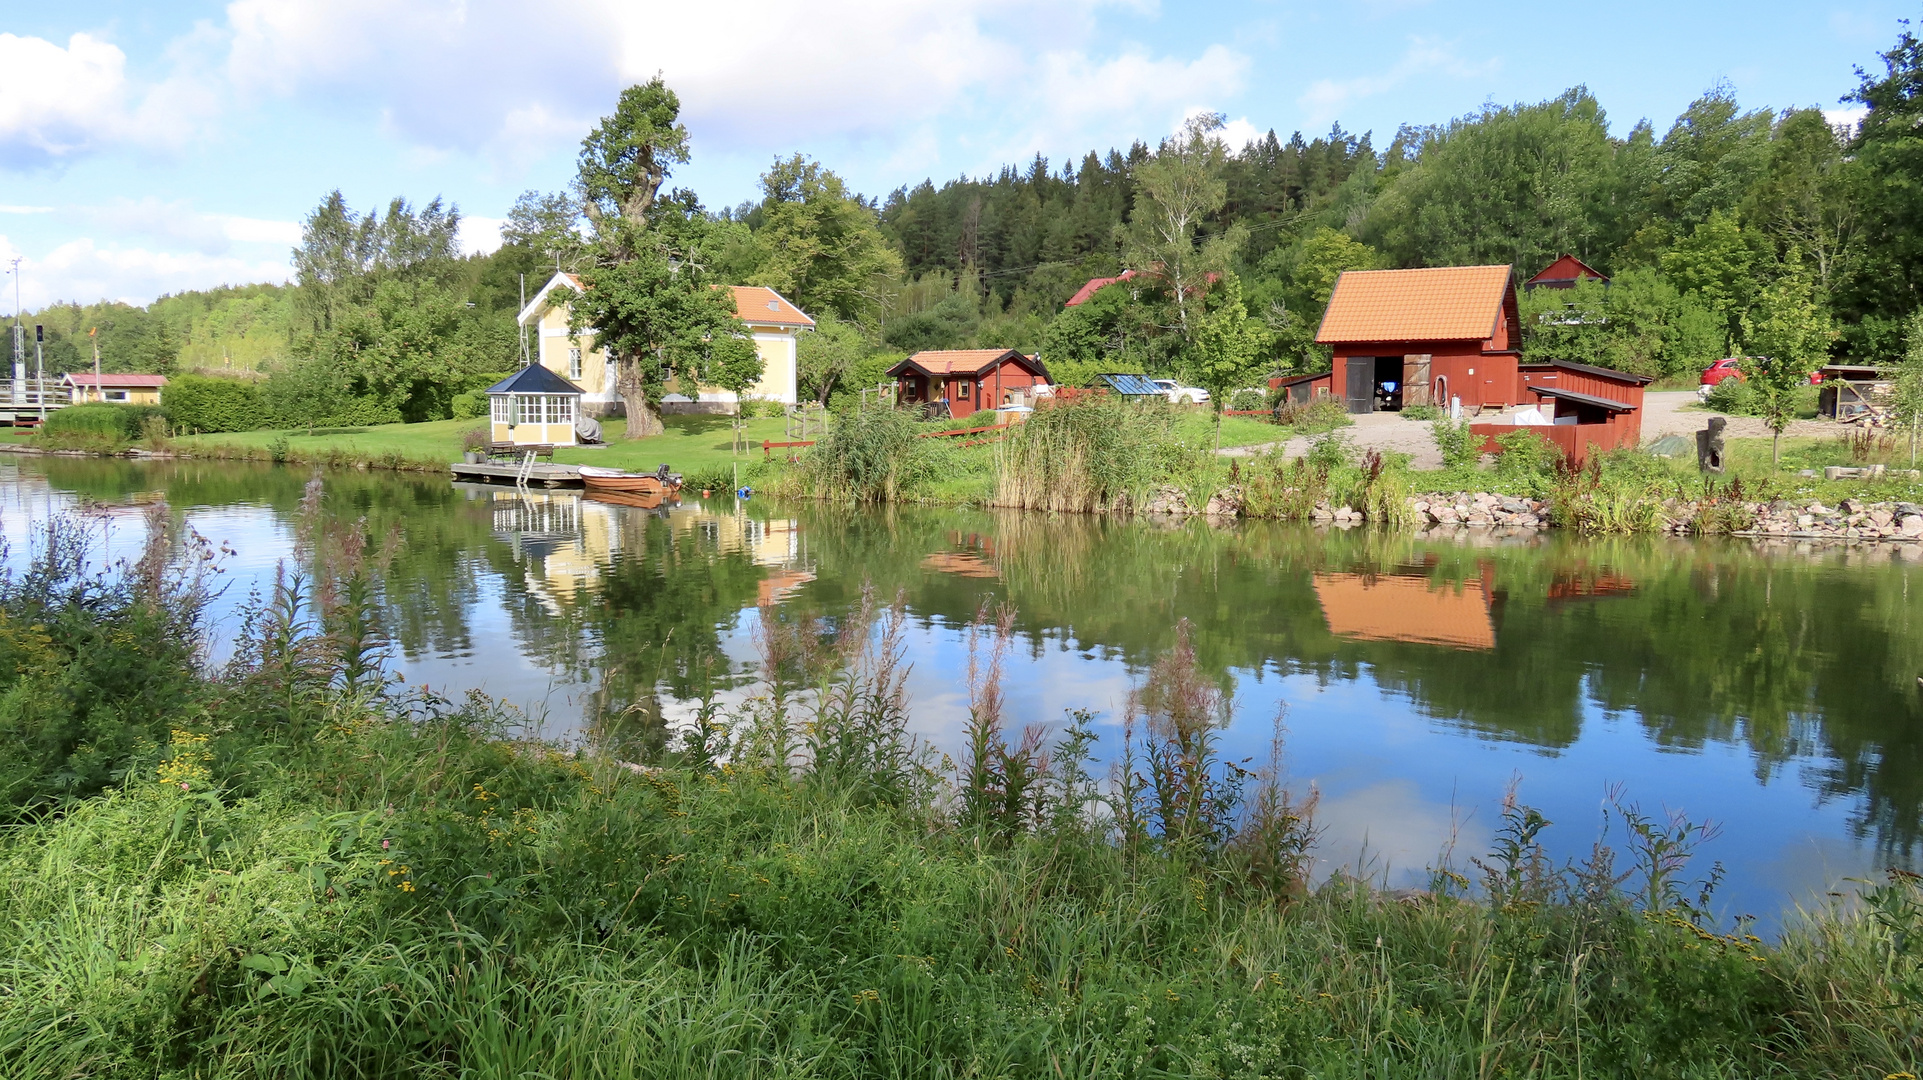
1119 113 1246 345
571 78 751 438
1741 250 1834 465
1185 274 1272 449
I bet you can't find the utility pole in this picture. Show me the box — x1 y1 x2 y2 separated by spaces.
34 324 44 421
90 327 100 398
7 257 21 407
519 274 529 367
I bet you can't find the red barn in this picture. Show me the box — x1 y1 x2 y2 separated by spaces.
1523 255 1609 291
888 349 1049 419
1315 265 1522 414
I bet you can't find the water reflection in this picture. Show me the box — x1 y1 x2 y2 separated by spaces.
6 457 1922 917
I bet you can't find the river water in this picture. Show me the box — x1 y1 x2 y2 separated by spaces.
4 455 1919 922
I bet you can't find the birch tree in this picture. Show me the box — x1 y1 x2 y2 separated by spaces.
1118 113 1246 346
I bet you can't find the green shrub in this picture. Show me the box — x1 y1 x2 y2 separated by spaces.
1493 428 1561 493
0 511 212 820
450 389 489 419
37 403 167 449
1273 397 1350 433
1228 387 1268 411
1401 402 1441 421
1704 376 1760 415
1432 415 1485 469
803 406 952 502
163 373 270 433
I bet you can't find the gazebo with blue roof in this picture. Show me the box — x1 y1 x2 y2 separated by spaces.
486 365 585 447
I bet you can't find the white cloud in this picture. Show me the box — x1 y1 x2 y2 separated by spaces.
1298 37 1496 129
80 198 299 257
0 31 220 168
459 216 505 257
0 33 134 165
0 205 54 215
1823 105 1868 135
219 0 1230 173
1 235 292 309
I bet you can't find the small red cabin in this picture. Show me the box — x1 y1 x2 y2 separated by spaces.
1315 264 1523 414
1523 255 1609 291
888 349 1049 419
1472 360 1652 464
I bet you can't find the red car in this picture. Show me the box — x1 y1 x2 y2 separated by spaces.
1699 358 1824 390
1700 358 1744 388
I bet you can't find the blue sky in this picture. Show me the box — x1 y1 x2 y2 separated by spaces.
0 0 1908 310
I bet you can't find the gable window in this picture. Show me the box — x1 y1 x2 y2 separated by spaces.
568 347 582 380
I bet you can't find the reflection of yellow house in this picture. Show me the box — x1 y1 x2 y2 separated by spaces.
64 373 165 404
484 491 622 615
674 508 803 568
516 272 815 415
1312 572 1496 650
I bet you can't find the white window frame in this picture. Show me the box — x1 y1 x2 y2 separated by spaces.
104 389 129 402
516 395 541 425
545 395 571 424
491 395 510 424
568 347 583 380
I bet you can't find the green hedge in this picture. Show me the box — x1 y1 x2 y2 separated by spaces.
41 403 166 440
164 374 270 433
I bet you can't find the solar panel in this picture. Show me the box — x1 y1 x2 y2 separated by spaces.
1099 373 1162 396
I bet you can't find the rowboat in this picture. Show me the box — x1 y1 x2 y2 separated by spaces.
577 465 680 496
583 488 674 511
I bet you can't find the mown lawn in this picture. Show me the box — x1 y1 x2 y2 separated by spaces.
175 415 802 476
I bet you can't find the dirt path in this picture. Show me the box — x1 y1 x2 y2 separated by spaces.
1219 391 1856 468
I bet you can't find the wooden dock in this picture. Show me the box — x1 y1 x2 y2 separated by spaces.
449 461 584 487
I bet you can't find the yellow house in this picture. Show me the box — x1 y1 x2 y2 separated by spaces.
485 364 585 447
64 373 166 405
515 272 815 415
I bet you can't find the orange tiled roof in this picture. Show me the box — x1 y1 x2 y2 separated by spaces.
1316 265 1513 344
727 286 815 328
893 349 1028 375
528 274 815 329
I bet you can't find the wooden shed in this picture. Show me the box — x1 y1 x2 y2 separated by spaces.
1471 360 1651 465
888 349 1049 419
486 364 585 448
1315 265 1522 415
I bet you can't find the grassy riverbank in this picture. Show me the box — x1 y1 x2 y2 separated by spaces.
3 500 1921 1078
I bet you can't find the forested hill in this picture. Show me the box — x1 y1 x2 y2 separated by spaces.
21 24 1923 414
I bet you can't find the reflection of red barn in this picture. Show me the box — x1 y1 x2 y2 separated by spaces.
888 349 1049 419
1312 571 1497 651
1523 255 1609 291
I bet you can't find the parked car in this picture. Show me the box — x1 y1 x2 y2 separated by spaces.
1699 357 1744 390
1150 378 1210 404
1698 357 1824 399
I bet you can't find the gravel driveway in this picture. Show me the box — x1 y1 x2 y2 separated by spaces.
1220 391 1855 468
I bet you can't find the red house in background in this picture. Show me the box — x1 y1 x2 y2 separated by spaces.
1523 255 1609 291
888 349 1049 419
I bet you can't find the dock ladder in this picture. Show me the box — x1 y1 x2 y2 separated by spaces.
514 451 537 489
